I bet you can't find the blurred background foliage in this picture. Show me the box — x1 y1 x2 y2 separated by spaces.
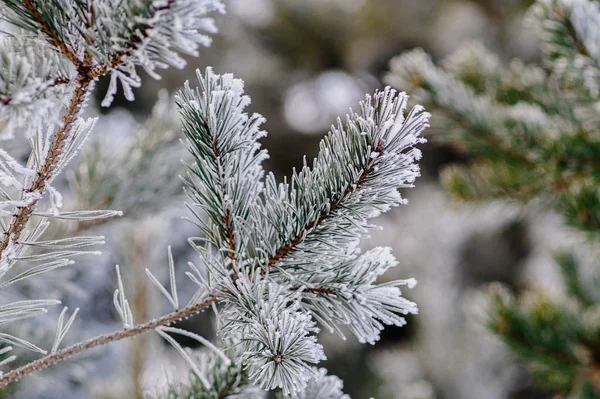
10 0 596 398
386 0 600 397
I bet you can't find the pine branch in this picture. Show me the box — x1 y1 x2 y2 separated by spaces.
190 132 239 266
0 76 71 106
0 0 222 258
1 0 223 105
386 49 544 162
154 343 263 399
86 0 177 79
265 152 377 270
0 74 90 258
259 88 428 278
0 2 233 394
384 1 600 396
10 0 187 77
178 68 267 265
0 295 218 388
0 1 91 258
19 0 81 66
211 135 237 266
532 0 595 62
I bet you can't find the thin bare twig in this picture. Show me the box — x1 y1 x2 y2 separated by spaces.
0 295 218 387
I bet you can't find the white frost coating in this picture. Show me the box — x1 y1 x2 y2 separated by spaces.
0 259 74 288
218 276 326 394
0 149 36 176
51 307 79 354
300 247 419 344
145 246 179 310
278 368 350 399
0 146 38 191
33 210 124 221
155 327 211 389
0 299 61 324
98 0 225 106
113 265 134 329
0 333 48 355
0 191 42 210
177 67 268 260
18 236 106 249
0 171 23 191
0 230 104 288
0 237 16 281
0 35 74 139
258 86 429 281
53 117 98 181
387 48 506 130
0 347 15 373
101 70 134 107
47 184 63 216
157 326 230 366
177 71 428 394
0 300 62 354
243 309 325 394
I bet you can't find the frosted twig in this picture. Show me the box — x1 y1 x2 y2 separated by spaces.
0 295 218 387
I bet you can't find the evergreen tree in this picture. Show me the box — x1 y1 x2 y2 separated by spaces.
387 0 600 397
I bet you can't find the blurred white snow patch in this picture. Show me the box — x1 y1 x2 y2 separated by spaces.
284 70 368 134
429 2 489 57
92 107 139 141
306 0 366 12
523 210 593 292
230 0 273 26
371 348 435 399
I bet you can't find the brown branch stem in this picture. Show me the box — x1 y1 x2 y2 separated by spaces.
0 0 222 390
0 2 97 259
208 129 237 269
290 286 337 295
264 142 383 271
0 295 218 388
1 1 190 252
0 75 91 257
20 0 172 79
264 174 364 269
20 0 80 66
